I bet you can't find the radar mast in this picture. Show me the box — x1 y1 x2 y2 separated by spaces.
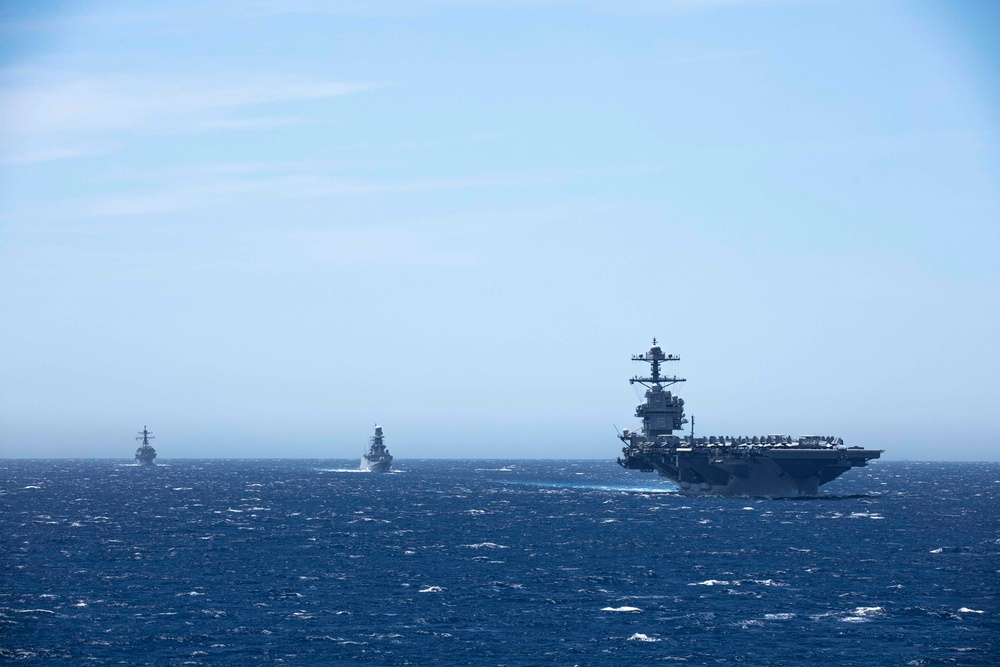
136 426 154 447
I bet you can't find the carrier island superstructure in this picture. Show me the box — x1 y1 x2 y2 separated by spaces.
617 340 881 496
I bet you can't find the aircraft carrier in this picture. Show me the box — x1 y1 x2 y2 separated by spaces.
617 340 881 497
134 426 157 466
362 425 393 472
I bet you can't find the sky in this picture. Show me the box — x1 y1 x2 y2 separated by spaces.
0 0 998 460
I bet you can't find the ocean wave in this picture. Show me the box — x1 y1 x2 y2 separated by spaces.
689 579 787 588
839 606 886 623
3 458 995 666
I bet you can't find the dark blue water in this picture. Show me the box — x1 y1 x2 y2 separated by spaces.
1 460 997 665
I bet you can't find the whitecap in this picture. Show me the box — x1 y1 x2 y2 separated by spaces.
854 606 884 615
689 580 730 586
627 633 659 641
602 606 641 612
958 607 985 614
461 542 509 549
419 586 444 593
752 579 788 587
764 613 795 620
841 606 885 622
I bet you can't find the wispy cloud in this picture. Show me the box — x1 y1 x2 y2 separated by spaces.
234 0 784 20
0 140 118 165
0 71 387 138
1 168 573 223
281 228 476 268
0 0 793 32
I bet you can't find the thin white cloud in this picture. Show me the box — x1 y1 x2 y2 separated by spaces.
1 169 571 222
0 0 793 31
281 228 476 268
235 0 783 19
0 72 388 138
188 115 315 133
0 140 118 165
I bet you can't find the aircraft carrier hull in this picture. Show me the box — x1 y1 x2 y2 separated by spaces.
619 447 881 497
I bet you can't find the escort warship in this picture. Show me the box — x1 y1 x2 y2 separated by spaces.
134 426 157 466
362 425 393 472
617 340 881 497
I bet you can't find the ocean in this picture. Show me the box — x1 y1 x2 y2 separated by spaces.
1 459 997 665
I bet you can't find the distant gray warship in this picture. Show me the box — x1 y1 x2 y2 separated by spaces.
617 340 881 497
362 425 393 472
135 426 157 466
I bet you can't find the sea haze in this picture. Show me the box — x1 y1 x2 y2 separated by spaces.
1 460 997 665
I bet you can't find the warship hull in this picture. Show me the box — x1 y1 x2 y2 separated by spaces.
619 446 881 497
135 455 156 466
365 459 392 473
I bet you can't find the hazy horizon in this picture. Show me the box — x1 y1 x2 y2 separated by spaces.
2 456 997 463
2 1 998 461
